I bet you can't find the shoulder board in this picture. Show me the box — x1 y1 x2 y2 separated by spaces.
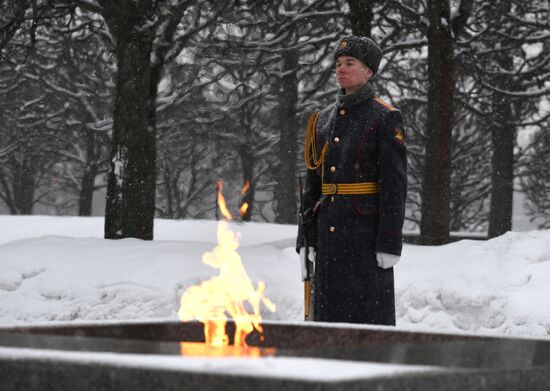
373 97 398 111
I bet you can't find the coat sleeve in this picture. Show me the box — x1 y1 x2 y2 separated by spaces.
296 165 322 253
376 110 407 256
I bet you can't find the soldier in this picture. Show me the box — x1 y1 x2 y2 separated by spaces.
296 35 407 325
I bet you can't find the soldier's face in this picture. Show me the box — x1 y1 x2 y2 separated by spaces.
335 56 373 94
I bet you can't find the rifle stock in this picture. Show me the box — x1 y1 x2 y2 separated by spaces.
304 259 315 321
299 177 315 321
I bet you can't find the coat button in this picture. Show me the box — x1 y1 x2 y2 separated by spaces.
330 166 336 172
331 196 335 202
330 226 335 232
334 137 340 143
339 109 345 115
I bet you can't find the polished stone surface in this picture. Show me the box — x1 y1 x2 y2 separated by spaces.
0 330 549 369
0 320 506 348
1 321 550 390
0 358 525 391
298 338 550 369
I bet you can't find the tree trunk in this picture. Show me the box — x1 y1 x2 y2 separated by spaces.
488 101 515 237
161 163 175 219
104 13 157 240
0 176 17 214
78 129 98 216
12 159 35 214
488 0 515 238
420 0 454 245
274 48 299 224
78 165 97 216
347 0 376 37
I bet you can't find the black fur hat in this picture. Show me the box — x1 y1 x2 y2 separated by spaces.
333 35 383 75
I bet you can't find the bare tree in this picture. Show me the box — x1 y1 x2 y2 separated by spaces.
418 0 454 244
0 24 66 214
520 128 550 229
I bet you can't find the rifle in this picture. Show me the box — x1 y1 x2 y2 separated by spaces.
299 177 315 321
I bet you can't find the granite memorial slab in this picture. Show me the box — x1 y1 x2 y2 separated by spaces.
0 320 548 390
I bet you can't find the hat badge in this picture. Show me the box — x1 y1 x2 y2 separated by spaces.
394 128 405 144
340 40 348 48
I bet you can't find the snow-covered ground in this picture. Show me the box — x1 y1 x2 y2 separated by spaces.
1 215 549 339
0 346 439 382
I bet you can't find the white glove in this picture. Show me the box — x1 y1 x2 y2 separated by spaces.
376 252 400 269
299 247 316 281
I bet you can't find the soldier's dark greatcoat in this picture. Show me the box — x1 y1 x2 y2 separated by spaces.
297 83 407 325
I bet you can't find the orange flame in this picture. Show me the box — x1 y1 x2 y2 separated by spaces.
239 180 250 218
180 342 276 357
239 202 249 217
178 181 275 355
216 180 233 221
240 180 251 196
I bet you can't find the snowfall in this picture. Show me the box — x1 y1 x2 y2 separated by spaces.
1 215 549 381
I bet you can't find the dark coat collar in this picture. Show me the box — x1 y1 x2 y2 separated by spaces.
336 83 375 109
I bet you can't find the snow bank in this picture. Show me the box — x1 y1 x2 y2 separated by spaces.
397 231 550 337
0 216 549 339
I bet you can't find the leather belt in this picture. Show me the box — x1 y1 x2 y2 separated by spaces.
321 182 379 195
